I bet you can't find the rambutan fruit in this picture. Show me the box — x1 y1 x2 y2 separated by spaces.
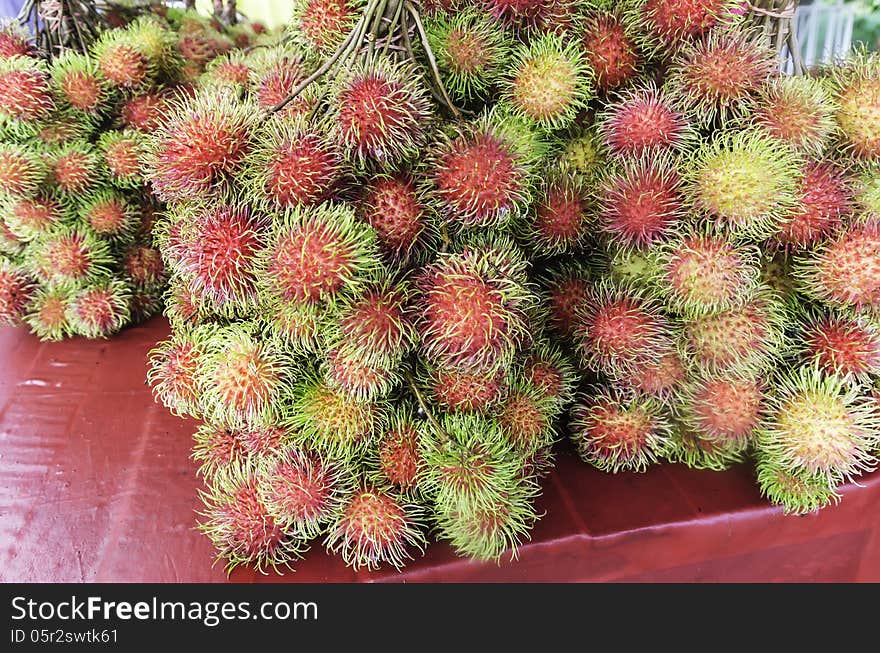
0 220 23 255
674 373 766 446
0 21 35 59
329 56 433 169
91 30 151 89
146 90 258 202
636 0 739 48
78 190 138 240
198 466 305 573
192 423 249 480
569 389 672 473
322 343 401 401
98 130 145 187
755 366 879 486
522 168 591 254
0 260 34 325
431 110 544 228
573 283 673 379
372 406 424 493
196 325 292 430
417 244 534 374
48 142 102 195
121 244 165 289
259 202 380 307
686 130 802 239
420 362 506 415
0 194 63 241
618 350 687 399
242 116 343 209
358 171 434 264
502 32 593 131
288 372 383 458
200 52 252 92
775 160 854 249
665 28 776 127
324 486 426 571
162 277 206 330
26 227 113 286
120 90 169 132
520 341 577 408
33 111 92 146
126 15 181 75
755 456 840 515
753 74 837 156
248 46 315 117
175 203 265 315
664 421 749 471
682 288 787 374
127 286 162 323
797 309 880 382
830 49 880 160
291 0 362 53
147 329 206 418
0 56 54 122
483 0 558 32
538 262 592 341
760 249 798 299
23 284 73 341
796 219 880 311
495 380 558 453
49 52 112 116
258 446 353 539
654 231 760 317
581 9 641 92
598 153 684 249
425 8 512 102
260 299 329 354
557 126 606 183
856 163 880 214
597 83 695 157
66 277 132 339
0 143 45 198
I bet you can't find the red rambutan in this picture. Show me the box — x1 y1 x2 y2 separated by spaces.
26 227 113 286
424 364 508 414
0 22 35 59
66 277 132 338
249 47 313 117
775 160 854 248
358 172 433 263
121 91 169 131
1 194 61 241
50 52 110 115
49 143 101 194
520 342 576 408
0 260 33 325
122 244 165 289
619 350 687 399
0 56 54 121
799 310 880 381
753 74 837 156
524 170 591 254
92 33 149 89
79 190 137 240
638 0 736 46
23 284 73 341
147 331 205 418
0 143 45 198
538 262 592 341
374 407 423 493
291 0 362 53
323 344 400 401
98 131 144 186
495 381 558 453
582 10 641 91
675 373 766 445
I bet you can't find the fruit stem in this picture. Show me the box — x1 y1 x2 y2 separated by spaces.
405 369 452 445
404 1 460 118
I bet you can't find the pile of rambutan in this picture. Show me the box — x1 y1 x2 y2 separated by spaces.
143 0 880 574
0 6 267 340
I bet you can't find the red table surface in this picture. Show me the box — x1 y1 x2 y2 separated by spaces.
1 316 878 583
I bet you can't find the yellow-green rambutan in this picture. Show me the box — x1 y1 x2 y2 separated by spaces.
77 189 138 241
49 52 113 118
371 405 424 494
519 340 577 409
0 193 64 242
0 142 45 199
664 420 749 471
98 130 146 188
47 141 104 196
322 343 401 401
755 456 840 515
23 283 73 341
26 226 113 286
495 379 559 453
829 49 880 160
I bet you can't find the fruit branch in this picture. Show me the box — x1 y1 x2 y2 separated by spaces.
18 0 106 58
405 370 453 445
743 0 805 75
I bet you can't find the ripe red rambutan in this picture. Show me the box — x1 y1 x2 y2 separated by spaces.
358 172 433 263
0 57 54 121
33 112 91 146
50 52 110 115
0 22 35 59
597 84 694 157
637 0 736 47
291 0 362 53
0 260 33 325
92 33 149 89
249 47 313 117
775 160 854 248
538 262 592 341
66 277 132 338
753 74 837 155
484 0 555 31
323 343 400 401
121 91 169 131
98 130 144 186
675 373 766 445
122 244 165 288
0 220 23 255
799 310 880 381
49 143 101 194
374 407 423 493
423 364 508 415
524 170 591 254
192 423 248 480
163 279 206 329
495 381 558 453
582 10 641 91
147 331 205 418
619 350 687 399
23 284 73 341
520 342 576 408
0 143 45 198
1 194 61 241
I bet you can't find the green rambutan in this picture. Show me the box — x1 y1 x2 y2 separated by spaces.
291 0 363 53
23 284 73 341
856 163 880 214
755 456 839 515
581 9 641 92
147 329 206 418
358 172 434 264
557 126 606 183
78 190 138 240
502 32 593 131
0 194 63 241
146 90 258 202
329 56 433 169
797 310 880 382
830 49 880 160
431 109 544 228
50 52 112 116
0 143 45 198
755 366 879 486
674 373 766 446
66 277 132 338
569 389 672 473
775 160 854 249
598 153 684 249
243 116 343 209
664 421 749 471
425 7 512 102
522 168 591 254
665 28 775 127
495 380 558 453
260 299 329 354
324 486 426 571
48 142 102 195
686 129 801 239
98 130 145 188
26 226 113 286
126 15 181 75
0 56 54 122
0 260 34 325
753 74 837 156
373 406 424 493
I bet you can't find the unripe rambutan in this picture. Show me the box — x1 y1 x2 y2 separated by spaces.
147 90 257 202
538 262 592 341
126 15 180 75
664 421 748 471
495 380 558 453
288 373 383 458
682 288 787 374
0 143 45 198
755 456 839 515
603 242 666 289
574 283 673 378
755 366 879 486
674 373 766 445
636 0 739 48
0 260 34 325
91 31 150 89
502 32 593 131
50 52 111 116
33 111 91 146
830 50 880 160
261 299 329 354
358 172 434 263
522 168 591 254
775 160 854 248
258 446 353 538
417 245 534 374
581 10 641 92
98 130 145 187
655 231 760 317
23 284 73 341
796 219 880 311
324 486 426 571
176 203 265 315
243 117 343 209
0 194 62 241
855 163 880 214
330 56 433 169
147 329 206 418
598 154 684 249
78 190 137 240
597 83 695 157
121 90 169 132
520 341 577 408
198 466 305 573
686 130 802 238
259 203 380 307
323 343 400 401
665 29 775 126
569 389 672 473
760 249 798 299
122 244 165 289
372 406 424 493
197 325 292 429
618 350 687 399
753 74 837 155
66 277 132 338
798 310 880 382
558 126 606 183
425 8 512 102
0 56 54 122
291 0 362 53
0 21 35 59
431 110 544 228
26 227 113 286
49 142 102 195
